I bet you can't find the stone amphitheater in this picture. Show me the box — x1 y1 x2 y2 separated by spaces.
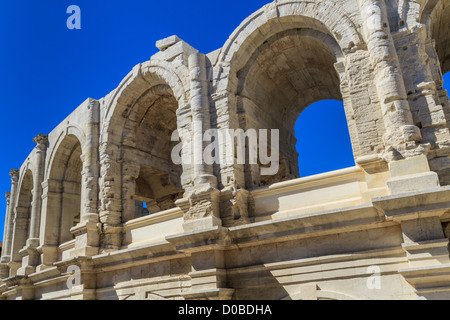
1 0 450 300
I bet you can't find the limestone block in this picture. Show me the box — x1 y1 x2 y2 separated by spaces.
3 0 450 301
387 171 440 195
155 35 181 51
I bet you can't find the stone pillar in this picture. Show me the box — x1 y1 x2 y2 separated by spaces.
98 141 123 252
71 99 101 258
0 192 11 278
358 0 442 195
394 26 450 188
36 178 61 271
393 26 450 186
29 134 47 240
121 160 140 222
2 171 19 265
5 170 21 275
189 52 216 185
17 134 48 276
394 27 449 145
358 0 422 152
178 53 221 232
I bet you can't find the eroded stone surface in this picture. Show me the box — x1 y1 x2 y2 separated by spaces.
1 0 450 300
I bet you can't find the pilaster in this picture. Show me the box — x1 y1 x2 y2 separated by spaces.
0 192 11 278
98 141 123 252
178 52 221 233
17 134 48 276
358 0 424 159
71 99 101 258
1 170 19 272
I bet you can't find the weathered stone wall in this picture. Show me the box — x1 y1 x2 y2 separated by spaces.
1 0 450 300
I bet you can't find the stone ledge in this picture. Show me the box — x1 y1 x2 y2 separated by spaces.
399 264 450 291
123 207 183 230
373 186 450 221
165 226 229 252
181 288 235 300
228 204 385 245
94 240 179 267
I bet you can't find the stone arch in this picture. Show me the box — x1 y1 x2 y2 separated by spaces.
101 60 191 226
44 125 86 182
215 0 362 90
10 168 34 268
214 1 369 188
44 134 83 248
102 60 190 143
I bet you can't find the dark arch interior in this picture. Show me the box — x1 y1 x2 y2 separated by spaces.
122 85 184 220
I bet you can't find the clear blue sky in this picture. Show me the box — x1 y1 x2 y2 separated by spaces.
0 1 448 241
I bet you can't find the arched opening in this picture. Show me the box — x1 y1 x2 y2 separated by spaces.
295 100 355 177
121 84 184 221
429 1 450 75
235 28 348 187
10 169 33 265
48 135 82 245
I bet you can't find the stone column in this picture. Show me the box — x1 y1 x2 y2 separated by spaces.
36 179 61 271
5 170 21 275
178 53 221 232
189 52 216 185
16 134 47 276
358 0 422 152
28 134 47 241
2 170 19 264
358 0 441 195
121 160 140 223
0 192 11 278
393 26 450 186
98 141 123 252
71 99 101 257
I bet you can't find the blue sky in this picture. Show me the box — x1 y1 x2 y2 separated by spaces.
0 1 448 241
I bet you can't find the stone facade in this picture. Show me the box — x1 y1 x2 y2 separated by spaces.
1 0 450 300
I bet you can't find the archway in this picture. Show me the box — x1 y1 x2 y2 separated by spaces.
10 169 33 266
47 134 82 245
234 28 348 187
104 64 188 223
127 86 184 218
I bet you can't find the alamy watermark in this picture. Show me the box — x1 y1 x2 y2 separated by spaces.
366 265 381 290
66 265 81 289
171 122 280 176
67 5 81 30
